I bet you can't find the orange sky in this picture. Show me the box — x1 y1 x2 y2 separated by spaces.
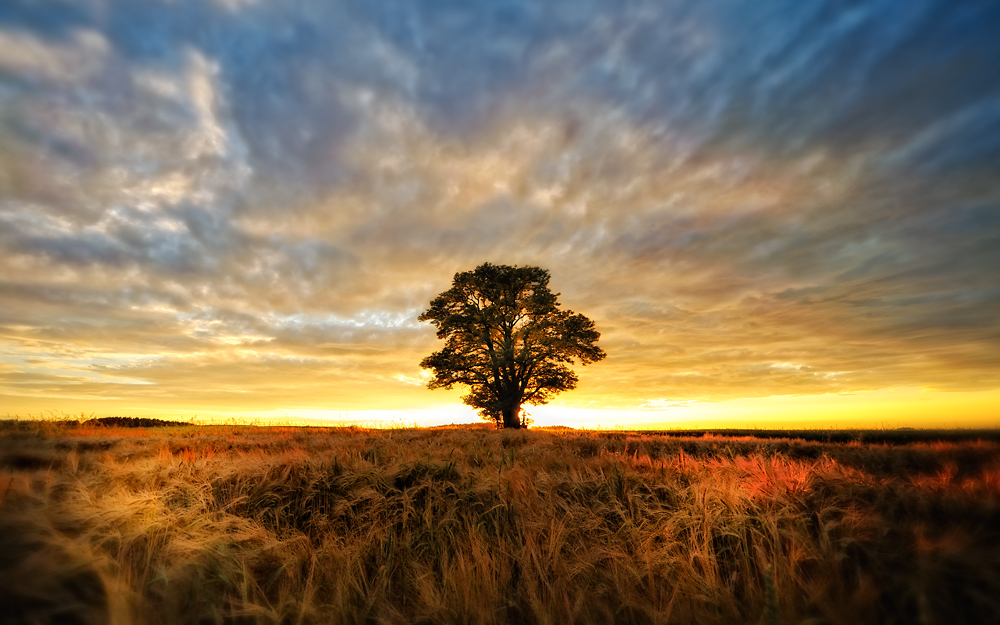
1 1 999 428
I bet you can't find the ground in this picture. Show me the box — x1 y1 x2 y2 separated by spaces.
1 421 999 624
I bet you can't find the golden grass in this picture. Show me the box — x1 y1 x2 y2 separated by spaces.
1 423 999 624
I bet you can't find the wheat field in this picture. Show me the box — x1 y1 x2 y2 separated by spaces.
1 421 998 625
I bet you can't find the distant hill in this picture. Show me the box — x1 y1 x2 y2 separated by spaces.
81 416 189 428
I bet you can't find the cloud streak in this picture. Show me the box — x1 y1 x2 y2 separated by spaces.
1 0 998 419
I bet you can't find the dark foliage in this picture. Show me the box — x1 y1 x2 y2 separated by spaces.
81 417 188 428
419 263 605 429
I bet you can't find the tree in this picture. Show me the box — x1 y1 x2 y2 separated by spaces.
418 263 605 429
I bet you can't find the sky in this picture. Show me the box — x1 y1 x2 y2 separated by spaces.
1 0 999 429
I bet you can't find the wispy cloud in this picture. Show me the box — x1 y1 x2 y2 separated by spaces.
1 0 998 417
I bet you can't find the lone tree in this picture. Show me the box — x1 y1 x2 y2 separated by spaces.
419 263 605 429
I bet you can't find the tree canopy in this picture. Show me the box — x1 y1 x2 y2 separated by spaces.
418 263 605 429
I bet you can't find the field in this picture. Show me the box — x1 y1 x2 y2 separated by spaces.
2 421 999 625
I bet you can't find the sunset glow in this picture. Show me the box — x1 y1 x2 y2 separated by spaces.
1 1 998 428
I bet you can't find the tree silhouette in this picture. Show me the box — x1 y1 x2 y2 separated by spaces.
419 263 605 429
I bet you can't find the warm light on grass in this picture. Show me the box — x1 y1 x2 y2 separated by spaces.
2 421 999 624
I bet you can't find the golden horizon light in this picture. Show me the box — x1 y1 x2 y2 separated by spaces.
1 1 998 428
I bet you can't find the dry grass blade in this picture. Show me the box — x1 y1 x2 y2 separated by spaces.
1 423 998 624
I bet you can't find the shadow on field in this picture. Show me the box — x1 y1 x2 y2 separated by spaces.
1 422 999 624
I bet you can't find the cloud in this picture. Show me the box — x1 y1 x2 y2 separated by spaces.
0 0 998 416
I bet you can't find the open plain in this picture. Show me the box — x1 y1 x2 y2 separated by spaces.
1 421 999 625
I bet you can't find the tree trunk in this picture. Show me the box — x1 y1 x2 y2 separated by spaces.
501 403 522 429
